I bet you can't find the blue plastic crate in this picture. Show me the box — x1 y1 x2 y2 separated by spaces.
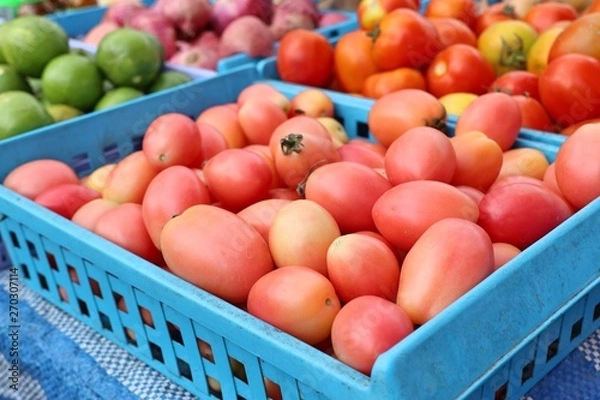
46 3 358 74
0 65 599 400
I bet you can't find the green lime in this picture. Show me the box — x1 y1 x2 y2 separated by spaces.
148 70 192 93
0 63 32 94
0 16 69 78
96 28 164 90
45 104 84 122
0 90 54 140
94 87 144 111
41 53 104 112
0 22 10 64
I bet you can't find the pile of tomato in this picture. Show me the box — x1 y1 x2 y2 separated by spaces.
275 0 600 135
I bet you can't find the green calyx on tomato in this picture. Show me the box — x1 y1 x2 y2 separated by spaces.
499 36 527 71
366 24 381 43
426 107 448 133
501 4 517 17
280 133 305 155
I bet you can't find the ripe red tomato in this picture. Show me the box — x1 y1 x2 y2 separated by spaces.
428 17 477 49
492 242 522 270
334 29 380 94
474 3 517 36
538 54 600 128
370 8 443 71
304 161 393 233
424 0 478 30
368 89 447 148
237 198 293 244
397 218 494 325
426 44 496 98
357 0 419 31
71 198 119 231
548 13 600 62
102 151 160 204
337 140 386 169
35 183 101 220
496 147 550 182
276 30 335 88
247 265 341 346
3 159 79 200
511 95 555 132
331 295 413 375
489 70 541 101
237 99 288 145
523 2 578 33
361 67 426 99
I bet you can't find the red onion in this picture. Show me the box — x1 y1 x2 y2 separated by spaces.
129 9 178 59
103 0 146 26
318 12 349 28
209 0 273 35
168 46 220 70
154 0 212 40
219 16 275 58
270 0 321 40
83 21 120 46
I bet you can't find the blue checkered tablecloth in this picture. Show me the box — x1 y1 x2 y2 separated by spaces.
0 268 598 400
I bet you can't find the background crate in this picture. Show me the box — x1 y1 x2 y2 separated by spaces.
0 65 599 400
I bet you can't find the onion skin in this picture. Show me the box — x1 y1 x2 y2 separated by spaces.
209 0 274 35
154 0 212 40
219 16 276 58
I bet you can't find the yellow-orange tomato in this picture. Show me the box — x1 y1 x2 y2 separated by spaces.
526 24 566 76
102 151 160 204
333 30 380 94
247 265 341 345
161 204 275 304
269 199 341 276
288 88 335 118
196 104 247 149
83 163 116 193
3 159 79 200
397 218 494 325
496 147 550 182
362 67 426 99
450 130 504 192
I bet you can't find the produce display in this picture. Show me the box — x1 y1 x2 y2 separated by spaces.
0 15 194 140
270 0 599 136
79 0 353 70
15 0 97 17
3 76 599 380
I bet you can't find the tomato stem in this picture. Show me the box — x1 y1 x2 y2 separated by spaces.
366 24 381 43
280 133 304 155
499 35 527 70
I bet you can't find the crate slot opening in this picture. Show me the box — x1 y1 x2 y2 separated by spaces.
149 341 164 363
594 303 600 321
230 357 247 384
570 318 583 340
89 277 102 298
78 298 90 316
58 286 69 303
67 265 79 285
177 357 192 381
27 240 38 259
264 378 282 400
99 311 113 331
546 338 559 361
494 382 508 400
72 152 91 175
46 252 58 270
138 306 155 328
38 273 49 290
9 231 19 248
132 136 143 152
124 327 137 346
167 321 183 345
102 143 120 163
198 339 214 363
521 360 535 384
20 264 30 280
113 292 125 312
356 122 370 138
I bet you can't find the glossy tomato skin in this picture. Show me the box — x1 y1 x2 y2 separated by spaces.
397 218 494 325
368 89 447 148
548 13 600 62
371 8 443 71
304 161 393 233
426 44 496 98
196 104 247 150
474 3 516 36
362 67 426 99
372 180 480 252
424 0 478 30
102 151 160 204
142 165 211 250
477 180 573 249
3 159 79 200
384 126 457 185
71 198 119 231
357 0 419 31
161 204 275 304
554 124 600 210
492 242 522 270
277 30 334 88
237 198 293 244
326 234 400 303
337 141 386 169
523 2 578 33
35 183 101 220
428 17 477 49
247 265 341 345
496 147 550 182
511 95 555 132
489 70 541 101
237 99 288 146
331 295 414 375
538 54 600 128
334 29 380 94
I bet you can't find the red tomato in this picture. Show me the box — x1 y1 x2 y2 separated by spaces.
368 89 447 148
547 13 600 62
428 17 477 49
397 218 494 325
357 0 419 31
474 3 517 36
247 265 341 345
269 199 341 276
202 148 272 211
35 183 101 219
161 204 275 304
276 30 335 88
511 95 555 132
237 99 288 146
268 115 331 158
196 104 248 150
523 2 578 33
370 8 443 71
337 141 386 169
304 161 393 233
142 166 211 250
560 117 600 136
326 234 400 303
489 70 541 101
331 295 414 375
450 131 504 192
142 113 201 170
456 185 485 205
554 123 600 210
424 0 478 30
542 162 562 195
102 151 160 204
372 180 480 251
94 203 164 265
237 83 290 114
236 198 293 244
361 68 426 99
477 180 573 249
492 242 521 270
384 126 457 185
71 198 119 231
426 44 496 98
288 89 335 118
333 29 380 94
496 147 550 182
538 54 600 129
193 122 228 165
3 159 79 200
245 144 282 189
454 92 522 151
